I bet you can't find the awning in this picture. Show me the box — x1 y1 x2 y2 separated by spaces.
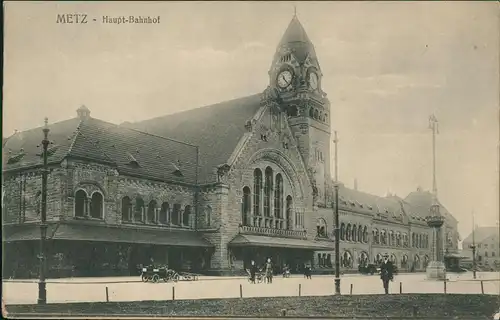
3 223 213 248
228 234 332 250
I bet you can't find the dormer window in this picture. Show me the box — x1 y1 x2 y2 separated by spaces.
126 152 140 168
171 162 183 177
7 152 25 164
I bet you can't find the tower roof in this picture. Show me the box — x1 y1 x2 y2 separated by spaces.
274 15 317 63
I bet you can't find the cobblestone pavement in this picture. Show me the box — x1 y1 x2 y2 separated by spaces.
3 272 499 305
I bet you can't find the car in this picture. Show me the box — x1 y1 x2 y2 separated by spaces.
358 264 378 275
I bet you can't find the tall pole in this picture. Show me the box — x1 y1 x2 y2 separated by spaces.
429 114 439 196
332 131 340 294
38 117 50 305
333 131 338 182
470 212 477 279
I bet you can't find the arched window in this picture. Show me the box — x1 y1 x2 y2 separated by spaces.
403 233 408 247
388 231 393 246
253 169 262 216
346 224 352 241
309 107 314 118
75 190 88 217
340 223 346 241
205 205 212 227
401 255 409 269
341 251 353 268
357 225 362 242
121 196 131 221
424 255 430 268
352 224 357 242
412 233 416 247
314 109 319 120
363 226 368 243
159 202 169 224
358 252 369 267
288 105 298 117
183 205 191 227
242 187 251 226
316 218 327 238
147 200 157 224
381 230 387 245
375 253 383 265
135 197 144 222
396 232 401 246
264 167 273 218
373 229 379 244
286 195 293 230
390 254 397 266
171 203 181 225
274 174 283 220
419 234 423 248
90 192 103 219
414 255 421 269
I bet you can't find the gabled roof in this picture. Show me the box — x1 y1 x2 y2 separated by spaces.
3 115 198 184
462 226 499 244
334 183 408 224
124 94 263 184
404 190 457 223
2 118 83 170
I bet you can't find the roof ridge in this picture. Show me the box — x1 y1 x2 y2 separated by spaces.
90 117 198 148
71 120 115 163
65 119 83 157
133 93 262 124
125 127 199 149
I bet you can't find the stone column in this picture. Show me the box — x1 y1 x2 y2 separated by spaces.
425 203 446 280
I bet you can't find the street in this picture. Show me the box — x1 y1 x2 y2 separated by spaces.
3 272 499 305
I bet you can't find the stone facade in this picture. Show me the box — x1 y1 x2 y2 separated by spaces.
2 14 460 277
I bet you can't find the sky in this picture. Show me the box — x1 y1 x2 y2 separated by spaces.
3 1 499 239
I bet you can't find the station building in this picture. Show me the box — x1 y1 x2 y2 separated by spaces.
2 15 459 278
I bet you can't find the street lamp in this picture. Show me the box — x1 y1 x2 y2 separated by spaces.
469 216 477 279
333 184 340 295
469 243 477 279
331 130 341 294
38 117 50 304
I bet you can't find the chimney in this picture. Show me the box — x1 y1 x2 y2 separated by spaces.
354 178 358 191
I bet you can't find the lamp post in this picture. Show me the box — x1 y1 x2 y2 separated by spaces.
332 131 340 294
38 117 50 305
470 213 477 279
333 184 340 294
425 114 446 280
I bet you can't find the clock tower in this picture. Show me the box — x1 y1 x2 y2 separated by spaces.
263 14 332 206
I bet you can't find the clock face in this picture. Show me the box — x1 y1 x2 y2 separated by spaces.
309 72 319 90
277 70 293 89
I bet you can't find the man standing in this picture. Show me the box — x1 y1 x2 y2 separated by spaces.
265 258 273 284
380 254 394 294
249 260 258 284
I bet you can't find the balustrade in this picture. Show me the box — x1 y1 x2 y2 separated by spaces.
239 225 307 239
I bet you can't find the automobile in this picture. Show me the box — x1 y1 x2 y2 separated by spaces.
358 264 378 275
447 266 468 273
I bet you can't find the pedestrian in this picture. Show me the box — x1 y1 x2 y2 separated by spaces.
265 258 273 284
250 260 258 284
380 254 394 294
304 264 312 279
